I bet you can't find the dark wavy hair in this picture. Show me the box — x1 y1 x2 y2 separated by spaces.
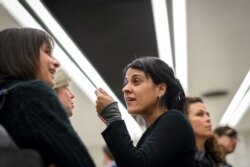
123 56 186 111
0 27 54 83
205 137 223 163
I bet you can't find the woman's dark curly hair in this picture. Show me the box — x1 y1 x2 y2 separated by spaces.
205 137 223 163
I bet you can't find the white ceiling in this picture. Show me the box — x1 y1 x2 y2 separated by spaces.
1 0 250 165
187 0 250 132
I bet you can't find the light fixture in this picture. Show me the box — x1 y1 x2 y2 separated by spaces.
0 0 143 140
172 0 188 93
151 0 188 93
151 0 173 68
220 69 250 127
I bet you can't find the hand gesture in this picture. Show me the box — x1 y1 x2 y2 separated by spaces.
95 88 114 113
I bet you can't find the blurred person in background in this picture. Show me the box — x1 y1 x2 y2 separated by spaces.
54 69 75 117
214 126 238 167
185 96 222 167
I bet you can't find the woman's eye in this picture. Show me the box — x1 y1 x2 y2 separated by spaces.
45 47 52 56
133 78 141 85
196 112 203 116
47 50 51 54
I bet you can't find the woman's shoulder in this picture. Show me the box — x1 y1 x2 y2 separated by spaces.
9 79 51 89
2 80 65 118
7 80 54 95
161 109 186 120
156 109 194 134
151 109 188 129
4 80 56 104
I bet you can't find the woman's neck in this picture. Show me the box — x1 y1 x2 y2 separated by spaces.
220 148 227 161
196 137 207 151
143 106 167 128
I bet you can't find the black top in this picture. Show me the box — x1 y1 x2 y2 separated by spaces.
102 109 196 167
195 150 218 167
0 80 95 167
222 161 233 167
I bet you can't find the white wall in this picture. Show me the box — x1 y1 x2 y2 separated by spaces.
69 82 106 167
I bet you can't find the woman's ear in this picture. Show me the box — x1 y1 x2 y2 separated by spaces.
157 83 167 96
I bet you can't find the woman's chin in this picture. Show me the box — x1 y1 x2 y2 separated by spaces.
127 109 139 115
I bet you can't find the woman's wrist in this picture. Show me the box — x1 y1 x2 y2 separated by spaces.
98 102 122 126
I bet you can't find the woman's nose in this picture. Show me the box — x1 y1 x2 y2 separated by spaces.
122 83 131 93
53 56 60 68
70 91 75 99
205 114 211 122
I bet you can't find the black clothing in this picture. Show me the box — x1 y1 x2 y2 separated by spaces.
0 147 45 167
0 124 45 167
0 80 95 167
222 161 233 167
102 109 196 167
195 150 217 167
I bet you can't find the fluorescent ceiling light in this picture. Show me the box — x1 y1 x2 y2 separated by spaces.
0 0 143 140
228 87 250 127
220 69 250 127
151 0 173 68
151 0 188 93
172 0 188 93
0 0 40 28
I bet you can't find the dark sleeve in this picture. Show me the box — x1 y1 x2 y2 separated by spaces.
102 112 194 167
6 82 95 167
